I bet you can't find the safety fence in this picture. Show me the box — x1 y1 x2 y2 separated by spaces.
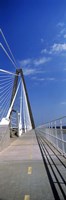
36 116 66 155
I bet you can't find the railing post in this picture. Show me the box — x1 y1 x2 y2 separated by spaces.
47 123 49 138
55 121 58 148
49 123 50 129
60 119 65 153
51 122 53 142
55 121 56 129
51 122 53 133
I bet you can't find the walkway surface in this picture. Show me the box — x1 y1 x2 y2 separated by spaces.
0 130 66 200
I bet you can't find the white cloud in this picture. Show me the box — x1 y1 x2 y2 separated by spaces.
46 78 55 81
60 28 65 35
35 69 46 74
41 49 48 54
61 102 66 105
64 34 66 38
19 58 31 67
57 22 65 27
23 68 36 76
23 67 46 76
31 76 37 80
19 56 51 68
31 77 55 82
62 79 66 82
37 78 45 81
18 56 51 77
41 38 44 43
58 29 66 38
34 57 51 66
51 43 66 53
31 77 45 81
57 22 66 38
41 43 66 55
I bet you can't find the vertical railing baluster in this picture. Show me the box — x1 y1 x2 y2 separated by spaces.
37 117 66 155
55 121 58 148
51 122 53 142
60 119 65 154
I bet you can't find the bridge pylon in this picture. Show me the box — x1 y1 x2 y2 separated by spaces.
0 68 35 136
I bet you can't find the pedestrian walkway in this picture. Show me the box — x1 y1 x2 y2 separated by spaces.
0 130 55 200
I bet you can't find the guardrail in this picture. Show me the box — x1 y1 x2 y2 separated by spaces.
36 116 66 155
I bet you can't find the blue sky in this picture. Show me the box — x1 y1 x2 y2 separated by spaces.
0 0 66 126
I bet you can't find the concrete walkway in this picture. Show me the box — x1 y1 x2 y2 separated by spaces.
0 130 55 200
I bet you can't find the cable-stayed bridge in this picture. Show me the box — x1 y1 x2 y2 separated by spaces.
0 30 66 200
0 68 35 135
0 28 35 136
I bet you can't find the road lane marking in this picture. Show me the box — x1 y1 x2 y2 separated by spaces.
28 166 32 174
24 195 30 200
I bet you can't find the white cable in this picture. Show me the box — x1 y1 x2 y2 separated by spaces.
0 101 10 113
0 75 15 79
0 84 13 102
0 76 14 82
0 43 17 69
0 81 13 94
1 98 11 119
6 80 21 119
0 80 13 89
0 93 13 110
0 93 12 115
10 116 16 120
0 92 11 110
0 69 19 76
0 29 17 68
0 77 14 81
0 85 13 107
0 79 12 94
0 77 21 122
0 78 13 87
0 87 16 116
0 81 16 121
0 75 14 78
0 84 13 113
0 77 14 83
0 78 13 89
22 80 32 129
11 122 16 125
0 96 11 110
0 86 13 99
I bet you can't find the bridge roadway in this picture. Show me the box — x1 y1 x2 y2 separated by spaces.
0 130 66 200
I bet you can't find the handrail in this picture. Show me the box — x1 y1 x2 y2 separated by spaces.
36 116 66 155
36 116 66 129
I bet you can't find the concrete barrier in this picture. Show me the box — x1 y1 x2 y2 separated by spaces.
0 125 10 151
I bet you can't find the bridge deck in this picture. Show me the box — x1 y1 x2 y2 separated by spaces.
0 130 66 200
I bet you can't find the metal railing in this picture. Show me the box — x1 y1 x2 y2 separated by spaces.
36 116 66 156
